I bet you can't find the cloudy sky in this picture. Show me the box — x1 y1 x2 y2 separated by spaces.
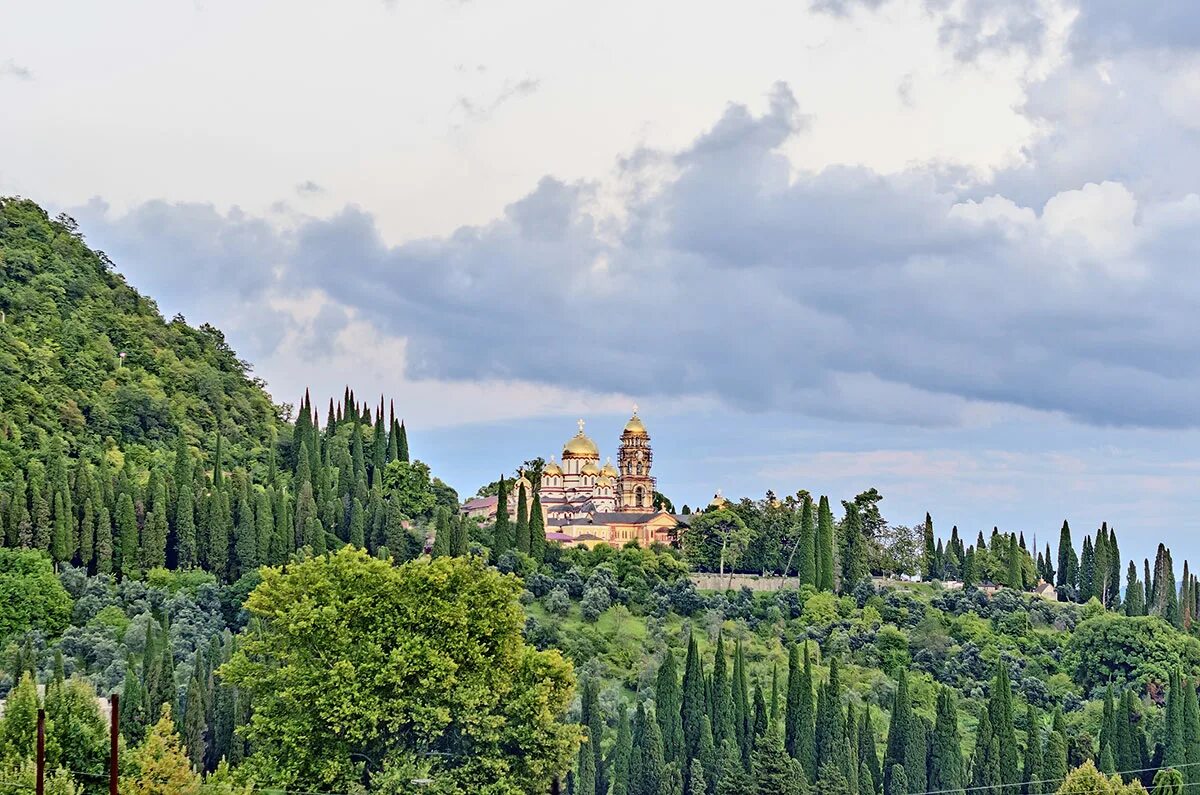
4 0 1200 563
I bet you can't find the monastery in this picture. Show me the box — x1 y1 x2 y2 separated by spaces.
463 408 684 548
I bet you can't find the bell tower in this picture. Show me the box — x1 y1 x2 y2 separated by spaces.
616 406 655 512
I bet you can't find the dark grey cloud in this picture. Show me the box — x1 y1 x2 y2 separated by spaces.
1 59 33 80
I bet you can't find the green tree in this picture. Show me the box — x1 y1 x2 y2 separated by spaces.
922 513 937 580
577 737 597 795
657 649 685 763
797 495 816 587
0 548 72 638
884 669 911 795
493 476 512 559
817 496 835 591
221 547 581 791
431 507 451 558
116 492 139 579
931 688 964 795
0 673 39 763
751 720 806 795
514 479 530 555
124 705 201 795
683 635 707 760
682 508 752 579
630 702 665 795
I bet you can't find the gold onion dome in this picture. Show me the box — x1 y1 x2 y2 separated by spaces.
563 419 599 458
623 413 648 436
581 461 602 476
544 459 562 477
597 475 614 487
601 458 619 478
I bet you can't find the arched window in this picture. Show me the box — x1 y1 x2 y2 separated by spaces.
635 486 645 507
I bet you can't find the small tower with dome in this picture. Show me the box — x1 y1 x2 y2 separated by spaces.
616 405 655 511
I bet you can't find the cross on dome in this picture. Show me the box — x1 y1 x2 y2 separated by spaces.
632 403 639 415
577 418 586 434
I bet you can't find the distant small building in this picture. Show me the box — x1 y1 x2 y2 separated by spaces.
978 580 1001 595
1034 580 1057 601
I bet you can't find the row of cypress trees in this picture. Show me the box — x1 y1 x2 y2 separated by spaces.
0 390 442 583
571 640 1200 795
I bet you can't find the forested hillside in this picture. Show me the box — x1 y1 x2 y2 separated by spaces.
4 195 1200 795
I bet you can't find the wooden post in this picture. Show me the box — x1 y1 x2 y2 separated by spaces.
36 708 45 795
109 693 120 795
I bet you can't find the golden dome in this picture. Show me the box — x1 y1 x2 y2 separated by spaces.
622 413 648 436
597 475 614 487
709 490 729 508
563 419 600 458
581 461 602 476
544 459 562 477
601 458 619 478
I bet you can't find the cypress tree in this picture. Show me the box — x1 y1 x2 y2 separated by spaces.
398 420 409 462
889 765 908 795
431 507 451 558
712 634 733 749
611 707 633 795
716 738 751 795
120 656 148 744
1043 543 1054 585
348 497 366 549
79 497 95 570
577 737 597 795
232 488 256 576
817 657 843 773
698 716 718 795
859 762 876 795
733 639 751 763
751 719 807 795
1094 527 1111 604
631 702 665 795
1126 561 1146 616
181 661 208 771
1115 689 1137 779
1042 710 1068 791
818 496 835 591
1006 534 1021 590
450 512 469 557
931 688 964 795
96 503 113 574
970 709 1001 795
209 489 231 576
1099 744 1116 775
1107 528 1122 610
515 479 530 555
1056 521 1073 591
884 668 911 795
657 649 685 763
176 480 196 568
683 635 707 760
581 677 606 795
1183 676 1200 788
798 494 817 587
752 683 767 741
493 476 512 558
116 492 138 579
1079 535 1095 603
841 505 869 594
529 490 546 562
1099 686 1116 761
859 705 881 794
51 491 70 562
989 663 1019 795
922 512 937 580
904 715 928 795
1022 703 1043 795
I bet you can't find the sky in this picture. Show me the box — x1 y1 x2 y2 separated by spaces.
3 0 1200 565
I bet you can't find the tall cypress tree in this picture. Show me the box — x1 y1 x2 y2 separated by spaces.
116 492 138 580
1022 703 1043 795
1056 521 1073 591
798 495 817 587
450 513 469 557
682 635 707 760
515 479 530 555
493 476 512 558
922 512 937 580
1042 709 1067 791
970 709 1000 795
840 504 869 594
398 420 410 462
430 507 451 558
712 634 733 749
1125 561 1146 616
818 496 836 592
931 688 964 795
577 737 597 795
732 639 751 763
989 663 1019 795
610 707 633 795
631 702 665 795
816 657 843 774
657 650 685 764
859 705 881 795
1079 535 1096 603
884 668 911 795
529 490 546 562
